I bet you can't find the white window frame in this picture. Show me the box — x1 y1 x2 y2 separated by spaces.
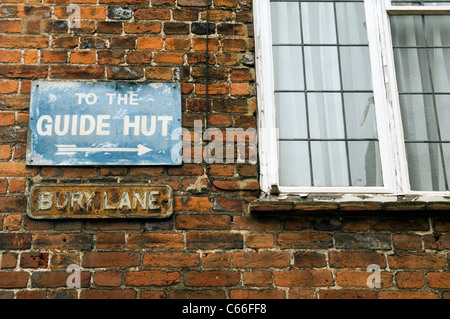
254 0 450 197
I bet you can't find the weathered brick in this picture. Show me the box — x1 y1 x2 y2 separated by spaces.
242 271 272 287
424 234 450 250
0 81 19 94
125 270 180 286
143 252 199 268
294 252 327 268
0 196 26 212
0 233 31 249
233 215 281 231
83 252 140 268
319 290 376 299
396 271 425 289
328 252 386 268
0 271 29 288
31 271 90 288
184 271 240 287
174 196 211 211
33 234 93 250
0 65 48 78
274 270 333 287
175 214 231 230
427 272 450 288
230 289 286 299
245 233 274 249
388 253 447 269
20 252 49 268
336 270 393 288
202 252 231 269
134 8 170 20
50 65 104 79
233 251 290 269
379 291 438 299
169 289 225 299
93 271 122 287
335 233 391 250
107 66 144 80
96 232 125 249
0 253 15 270
124 22 161 34
393 234 423 250
277 233 333 249
81 289 136 299
127 233 184 249
0 34 48 48
186 232 243 250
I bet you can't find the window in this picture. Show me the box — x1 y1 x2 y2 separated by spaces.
254 0 450 195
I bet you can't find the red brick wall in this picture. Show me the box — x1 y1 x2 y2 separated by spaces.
0 0 449 299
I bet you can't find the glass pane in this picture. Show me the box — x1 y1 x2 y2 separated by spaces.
340 46 373 91
311 141 349 186
272 46 304 91
399 94 439 141
348 141 383 187
344 93 378 139
428 49 450 93
301 2 336 44
304 46 340 90
275 93 307 139
436 95 450 141
308 93 345 139
425 16 450 47
391 16 425 47
279 141 311 186
393 48 432 93
271 2 301 45
442 144 450 184
405 143 446 191
336 2 368 45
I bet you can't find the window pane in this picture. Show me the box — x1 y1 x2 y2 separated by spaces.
405 143 446 191
336 2 368 45
308 93 345 139
340 46 373 91
279 141 311 186
399 94 439 141
275 93 308 139
428 49 450 93
301 2 336 44
348 141 383 187
436 95 450 141
272 46 304 91
393 48 432 93
311 141 349 187
304 46 340 90
391 16 426 47
344 93 378 139
270 2 301 45
425 16 450 47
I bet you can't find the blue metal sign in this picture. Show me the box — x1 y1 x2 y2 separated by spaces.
26 81 182 166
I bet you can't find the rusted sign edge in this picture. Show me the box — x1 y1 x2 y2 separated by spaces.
27 183 174 220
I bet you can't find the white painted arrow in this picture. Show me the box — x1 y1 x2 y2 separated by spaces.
55 144 152 156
